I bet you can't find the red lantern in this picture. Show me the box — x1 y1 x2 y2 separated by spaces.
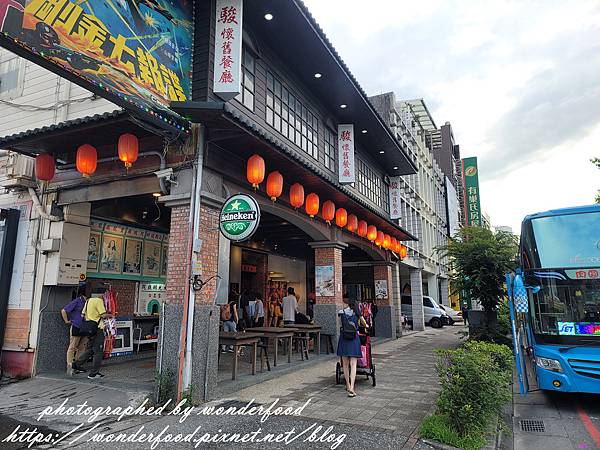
305 193 320 218
266 171 283 202
347 214 358 233
375 231 384 247
358 220 368 237
367 225 377 242
35 153 55 182
322 200 335 224
335 208 348 228
400 246 408 259
118 133 139 169
383 234 391 250
391 237 398 253
289 183 304 209
247 154 265 189
76 144 97 178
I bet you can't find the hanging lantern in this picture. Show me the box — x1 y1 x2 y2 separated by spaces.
347 214 358 233
400 246 408 259
335 208 348 228
395 240 402 253
391 237 398 253
358 220 368 237
322 200 335 225
117 133 139 169
383 234 391 250
305 193 320 218
76 144 97 178
289 183 304 209
247 154 265 189
375 231 384 247
266 171 283 202
34 153 55 182
367 225 377 242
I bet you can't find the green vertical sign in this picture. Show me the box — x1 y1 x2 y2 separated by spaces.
462 157 482 227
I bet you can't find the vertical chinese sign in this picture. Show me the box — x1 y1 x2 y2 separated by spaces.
388 176 402 220
213 0 243 101
461 157 482 227
338 124 355 184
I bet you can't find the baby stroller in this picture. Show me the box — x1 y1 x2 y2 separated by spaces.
335 329 376 387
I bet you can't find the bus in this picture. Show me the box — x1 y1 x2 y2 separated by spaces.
515 204 600 393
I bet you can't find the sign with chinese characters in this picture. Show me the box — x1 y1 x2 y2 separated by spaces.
338 124 355 184
388 176 402 220
565 268 600 280
462 157 482 227
0 0 192 133
219 194 261 242
213 0 243 100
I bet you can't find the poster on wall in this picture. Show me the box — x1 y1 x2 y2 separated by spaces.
0 0 193 133
375 280 388 299
160 244 168 277
123 238 142 275
143 241 162 278
100 235 123 274
315 265 334 297
87 231 101 272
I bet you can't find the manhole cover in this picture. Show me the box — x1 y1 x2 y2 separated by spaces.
520 419 545 433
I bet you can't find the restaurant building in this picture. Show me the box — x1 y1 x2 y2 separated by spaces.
0 0 418 400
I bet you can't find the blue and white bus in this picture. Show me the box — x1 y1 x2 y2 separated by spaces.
516 204 600 393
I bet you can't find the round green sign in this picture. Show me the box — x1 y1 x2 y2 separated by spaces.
219 194 261 242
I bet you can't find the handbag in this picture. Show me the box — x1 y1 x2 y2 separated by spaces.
340 310 358 340
78 298 100 337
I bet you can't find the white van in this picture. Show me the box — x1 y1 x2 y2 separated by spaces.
401 295 448 328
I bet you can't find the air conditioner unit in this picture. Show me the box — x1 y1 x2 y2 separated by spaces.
0 152 36 189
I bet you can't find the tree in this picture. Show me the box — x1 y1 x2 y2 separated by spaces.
440 226 518 314
593 158 600 204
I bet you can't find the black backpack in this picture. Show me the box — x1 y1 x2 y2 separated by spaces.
340 311 357 340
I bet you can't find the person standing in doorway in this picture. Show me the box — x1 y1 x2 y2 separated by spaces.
61 284 88 376
282 287 298 325
74 289 112 379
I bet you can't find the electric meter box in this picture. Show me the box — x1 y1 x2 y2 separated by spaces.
44 222 90 286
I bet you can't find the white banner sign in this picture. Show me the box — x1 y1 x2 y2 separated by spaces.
338 124 355 184
389 176 402 220
213 0 243 101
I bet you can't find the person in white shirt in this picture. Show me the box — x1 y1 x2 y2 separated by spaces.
254 294 265 327
282 287 298 325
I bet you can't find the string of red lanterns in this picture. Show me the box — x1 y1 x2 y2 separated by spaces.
266 171 283 202
322 200 335 225
335 208 348 228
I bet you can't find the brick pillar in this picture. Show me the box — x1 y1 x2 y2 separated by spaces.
391 263 403 337
410 269 425 331
440 278 449 307
195 204 220 305
165 204 190 305
373 263 396 338
309 241 346 350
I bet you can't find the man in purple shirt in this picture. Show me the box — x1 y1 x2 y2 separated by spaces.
61 284 89 376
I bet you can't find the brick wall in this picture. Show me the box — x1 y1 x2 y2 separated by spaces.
165 205 190 305
195 204 220 305
88 278 138 315
373 264 393 306
314 247 343 306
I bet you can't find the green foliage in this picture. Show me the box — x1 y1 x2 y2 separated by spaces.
467 300 512 346
155 367 175 405
440 227 518 312
421 414 487 450
435 341 513 436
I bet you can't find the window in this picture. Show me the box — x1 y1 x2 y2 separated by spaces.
423 297 434 308
266 71 319 160
235 48 255 111
322 127 336 171
0 54 25 100
356 157 383 208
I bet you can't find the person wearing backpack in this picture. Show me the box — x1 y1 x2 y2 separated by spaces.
337 293 366 397
220 300 239 352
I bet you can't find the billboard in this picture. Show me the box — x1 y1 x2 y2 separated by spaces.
461 157 482 227
445 176 460 237
0 0 193 133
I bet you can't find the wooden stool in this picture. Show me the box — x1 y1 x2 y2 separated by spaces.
258 341 271 372
292 335 310 360
321 334 335 354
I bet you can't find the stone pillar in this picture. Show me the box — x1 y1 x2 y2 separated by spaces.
410 269 425 331
427 274 439 304
391 263 403 337
309 242 346 347
373 263 396 338
440 278 449 307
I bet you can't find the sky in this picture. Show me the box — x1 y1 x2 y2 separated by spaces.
302 0 600 232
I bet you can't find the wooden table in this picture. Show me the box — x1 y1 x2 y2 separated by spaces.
218 332 263 380
251 327 296 367
284 324 322 355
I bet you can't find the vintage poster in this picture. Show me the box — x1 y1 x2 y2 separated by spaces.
123 238 142 275
100 234 123 274
143 240 161 277
0 0 193 131
87 231 101 271
375 279 388 299
315 265 334 297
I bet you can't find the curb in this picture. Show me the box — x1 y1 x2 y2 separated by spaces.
421 439 460 450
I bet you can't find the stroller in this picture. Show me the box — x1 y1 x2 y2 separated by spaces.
335 329 376 387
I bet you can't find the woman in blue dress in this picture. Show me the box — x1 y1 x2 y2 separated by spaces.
337 294 365 397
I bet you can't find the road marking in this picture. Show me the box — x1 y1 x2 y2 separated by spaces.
577 405 600 448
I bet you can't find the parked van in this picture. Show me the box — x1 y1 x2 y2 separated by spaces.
401 295 448 328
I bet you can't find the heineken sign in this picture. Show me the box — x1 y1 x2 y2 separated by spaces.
219 194 261 242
